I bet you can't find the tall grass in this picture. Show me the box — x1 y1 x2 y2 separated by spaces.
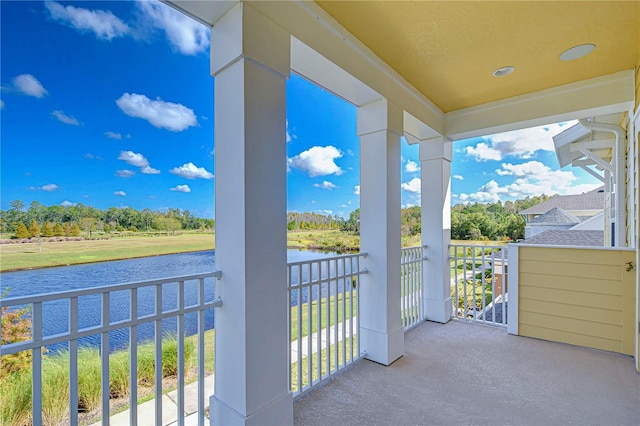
0 333 202 426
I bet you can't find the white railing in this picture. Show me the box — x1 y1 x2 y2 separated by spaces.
0 271 220 426
287 253 367 397
400 246 425 331
449 244 508 327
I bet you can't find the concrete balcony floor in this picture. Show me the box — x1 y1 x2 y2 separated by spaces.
294 321 640 425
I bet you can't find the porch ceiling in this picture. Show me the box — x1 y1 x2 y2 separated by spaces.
316 1 640 113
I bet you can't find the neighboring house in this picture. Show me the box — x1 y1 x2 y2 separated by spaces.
524 207 581 238
519 187 605 223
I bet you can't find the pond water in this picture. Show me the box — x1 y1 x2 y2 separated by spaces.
1 249 338 353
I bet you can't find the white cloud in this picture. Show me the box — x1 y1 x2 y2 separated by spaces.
105 131 122 140
459 161 601 203
52 110 80 126
405 160 420 173
288 146 343 177
170 184 191 193
453 175 464 180
116 170 135 178
138 2 209 55
353 185 360 195
61 200 76 207
84 153 100 160
29 184 59 192
468 121 578 162
170 162 214 179
12 74 48 98
141 166 160 175
45 1 130 40
114 191 126 197
118 151 149 167
466 142 501 161
313 180 337 190
401 178 421 194
116 93 197 132
0 100 4 109
286 119 292 143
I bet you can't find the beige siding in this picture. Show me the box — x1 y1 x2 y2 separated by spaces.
518 246 636 355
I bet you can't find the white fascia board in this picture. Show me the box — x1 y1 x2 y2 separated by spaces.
569 138 615 152
553 124 591 148
404 111 441 143
162 0 238 27
445 70 635 141
250 1 445 135
290 37 382 107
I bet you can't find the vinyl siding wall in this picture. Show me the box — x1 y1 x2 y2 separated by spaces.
518 246 635 355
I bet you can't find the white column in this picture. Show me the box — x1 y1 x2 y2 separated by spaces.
357 99 404 365
210 3 292 425
420 138 453 323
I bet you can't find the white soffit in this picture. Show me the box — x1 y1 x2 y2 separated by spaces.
445 70 635 141
291 37 381 107
162 0 237 27
553 114 621 168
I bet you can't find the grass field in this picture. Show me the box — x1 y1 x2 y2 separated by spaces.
0 233 215 272
1 229 441 272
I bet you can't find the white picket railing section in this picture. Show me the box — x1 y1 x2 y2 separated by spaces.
400 246 425 331
450 244 508 327
0 272 220 426
287 253 367 397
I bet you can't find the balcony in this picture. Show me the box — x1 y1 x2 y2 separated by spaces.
294 320 640 426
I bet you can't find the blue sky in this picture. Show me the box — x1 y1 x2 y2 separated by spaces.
1 1 601 219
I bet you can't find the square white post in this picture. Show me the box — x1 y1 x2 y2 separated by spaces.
357 99 404 365
210 3 292 425
420 138 453 323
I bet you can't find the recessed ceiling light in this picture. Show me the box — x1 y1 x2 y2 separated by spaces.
560 43 595 61
492 66 515 77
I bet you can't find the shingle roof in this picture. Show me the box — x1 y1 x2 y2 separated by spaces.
519 187 604 215
529 207 581 225
520 230 604 246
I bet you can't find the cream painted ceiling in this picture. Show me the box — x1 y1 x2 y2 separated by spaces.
316 1 640 113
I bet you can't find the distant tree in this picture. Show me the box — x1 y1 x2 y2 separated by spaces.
69 223 82 237
80 217 97 238
15 222 30 239
10 199 25 214
42 222 55 237
53 222 65 237
29 220 40 238
63 222 72 237
287 220 297 231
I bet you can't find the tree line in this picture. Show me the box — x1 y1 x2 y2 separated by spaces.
1 200 215 238
338 194 549 241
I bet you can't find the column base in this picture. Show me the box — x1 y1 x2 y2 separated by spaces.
361 326 404 365
425 297 452 323
210 391 293 426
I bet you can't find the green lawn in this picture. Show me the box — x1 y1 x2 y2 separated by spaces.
290 292 357 341
0 233 215 272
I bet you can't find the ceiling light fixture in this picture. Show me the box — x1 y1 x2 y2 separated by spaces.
560 43 595 61
492 66 515 77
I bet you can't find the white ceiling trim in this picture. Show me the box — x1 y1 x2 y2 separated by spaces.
445 70 635 141
164 0 445 136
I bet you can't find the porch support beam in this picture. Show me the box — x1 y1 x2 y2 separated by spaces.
419 138 453 323
357 99 404 365
210 3 292 425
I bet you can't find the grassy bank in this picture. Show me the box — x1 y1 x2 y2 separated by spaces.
0 229 433 272
0 330 215 426
0 233 215 272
